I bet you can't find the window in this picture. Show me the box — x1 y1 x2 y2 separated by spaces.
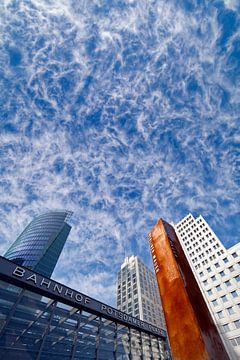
199 272 203 277
207 289 213 296
223 324 230 332
227 307 234 315
217 311 224 319
203 280 208 286
231 290 238 298
232 252 237 258
234 320 240 329
229 266 234 272
221 295 228 303
224 280 231 287
211 275 216 281
215 263 220 268
223 258 228 264
235 275 240 282
231 337 240 347
212 299 218 306
207 267 211 273
219 270 225 276
230 339 236 347
216 285 222 292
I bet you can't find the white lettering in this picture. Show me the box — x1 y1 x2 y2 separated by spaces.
113 309 118 316
118 312 123 319
40 278 51 288
26 274 37 284
107 307 113 315
65 289 73 298
84 297 90 304
101 304 107 311
75 293 83 302
13 266 25 278
53 284 63 294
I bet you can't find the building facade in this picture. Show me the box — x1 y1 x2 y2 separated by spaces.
116 256 166 330
0 256 168 359
174 214 240 359
4 210 72 278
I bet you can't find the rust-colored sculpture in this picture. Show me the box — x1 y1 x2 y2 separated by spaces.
149 219 229 360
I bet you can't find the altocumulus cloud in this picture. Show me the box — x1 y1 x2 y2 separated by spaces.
0 0 239 305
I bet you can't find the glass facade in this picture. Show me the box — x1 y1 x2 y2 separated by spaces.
4 211 72 278
0 257 170 360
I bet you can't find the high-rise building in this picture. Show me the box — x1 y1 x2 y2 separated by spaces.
4 210 72 278
174 213 240 360
149 218 230 360
116 255 166 330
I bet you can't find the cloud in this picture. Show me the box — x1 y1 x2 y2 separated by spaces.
0 0 239 305
223 0 239 11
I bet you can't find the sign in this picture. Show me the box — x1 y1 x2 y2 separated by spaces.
0 256 165 338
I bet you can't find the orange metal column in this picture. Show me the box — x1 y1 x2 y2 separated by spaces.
149 219 229 360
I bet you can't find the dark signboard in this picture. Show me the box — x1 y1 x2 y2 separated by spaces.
0 256 165 338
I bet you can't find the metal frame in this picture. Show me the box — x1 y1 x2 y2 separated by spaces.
0 256 170 360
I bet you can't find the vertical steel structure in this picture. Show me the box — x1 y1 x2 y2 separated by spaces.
148 219 229 360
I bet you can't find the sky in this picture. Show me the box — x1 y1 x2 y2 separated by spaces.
0 0 239 306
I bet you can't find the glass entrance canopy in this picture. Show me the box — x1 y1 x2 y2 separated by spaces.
0 257 170 359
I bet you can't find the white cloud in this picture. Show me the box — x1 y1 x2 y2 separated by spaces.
223 0 239 11
0 0 239 305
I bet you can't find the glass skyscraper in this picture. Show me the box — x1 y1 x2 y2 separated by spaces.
4 210 72 278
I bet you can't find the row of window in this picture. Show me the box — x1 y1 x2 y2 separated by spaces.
203 271 240 290
212 291 239 306
222 320 240 332
208 288 238 298
217 306 239 319
203 275 239 287
199 263 238 277
176 215 194 226
177 216 205 229
187 237 219 249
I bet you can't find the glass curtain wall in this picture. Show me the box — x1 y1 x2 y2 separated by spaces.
0 280 167 360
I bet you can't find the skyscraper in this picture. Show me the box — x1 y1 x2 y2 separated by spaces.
4 210 72 278
174 213 240 359
149 218 229 360
116 255 166 330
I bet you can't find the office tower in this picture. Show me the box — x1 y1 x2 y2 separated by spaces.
174 214 240 359
116 255 166 330
149 219 230 360
4 210 72 278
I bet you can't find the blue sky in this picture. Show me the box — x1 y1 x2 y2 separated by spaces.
0 0 239 305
